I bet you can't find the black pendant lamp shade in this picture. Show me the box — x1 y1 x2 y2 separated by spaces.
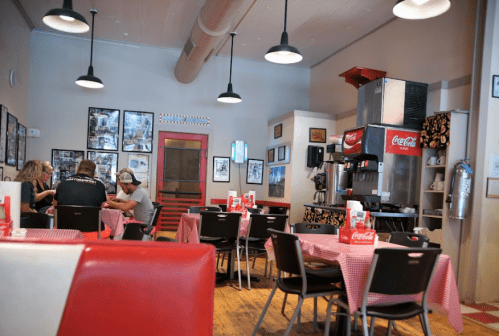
265 0 302 64
218 32 242 104
43 0 89 33
76 9 103 89
393 0 451 20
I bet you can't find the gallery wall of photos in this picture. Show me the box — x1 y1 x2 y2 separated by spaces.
0 105 152 195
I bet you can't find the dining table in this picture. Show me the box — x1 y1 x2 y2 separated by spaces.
23 228 85 240
176 213 251 243
264 234 464 333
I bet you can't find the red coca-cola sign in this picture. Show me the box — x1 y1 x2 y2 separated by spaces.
339 228 375 245
343 128 364 155
385 129 422 157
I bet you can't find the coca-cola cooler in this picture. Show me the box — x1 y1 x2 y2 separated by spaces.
342 124 421 207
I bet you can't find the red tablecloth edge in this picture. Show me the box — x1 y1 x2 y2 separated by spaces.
210 199 290 207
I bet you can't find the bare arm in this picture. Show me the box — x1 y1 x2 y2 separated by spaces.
35 189 56 202
21 202 37 213
107 199 138 212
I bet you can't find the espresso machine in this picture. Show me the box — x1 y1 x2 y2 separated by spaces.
342 124 421 210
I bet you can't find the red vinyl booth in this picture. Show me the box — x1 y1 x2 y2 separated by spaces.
0 239 216 336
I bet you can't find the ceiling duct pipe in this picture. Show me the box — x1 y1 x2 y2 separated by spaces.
174 0 246 84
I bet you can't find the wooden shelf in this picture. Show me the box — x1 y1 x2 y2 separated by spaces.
425 165 446 168
423 190 445 193
422 214 443 218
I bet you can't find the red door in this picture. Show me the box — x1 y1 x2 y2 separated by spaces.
156 132 208 231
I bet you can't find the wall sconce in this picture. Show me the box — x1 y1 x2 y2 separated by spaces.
231 140 248 163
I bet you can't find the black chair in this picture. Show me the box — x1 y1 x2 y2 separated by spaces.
122 203 164 241
218 204 227 212
54 205 103 238
292 222 339 235
188 206 221 213
388 231 429 247
243 214 288 289
20 212 51 229
251 229 344 336
156 236 177 242
199 211 243 290
324 248 442 336
268 206 288 215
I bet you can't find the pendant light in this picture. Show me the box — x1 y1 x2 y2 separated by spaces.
218 32 242 104
76 9 104 89
265 0 302 64
43 0 89 33
393 0 451 20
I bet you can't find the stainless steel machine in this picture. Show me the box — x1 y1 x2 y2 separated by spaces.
342 124 422 209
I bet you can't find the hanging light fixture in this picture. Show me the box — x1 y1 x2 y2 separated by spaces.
393 0 451 20
265 0 302 64
218 32 242 104
43 0 89 33
76 9 104 89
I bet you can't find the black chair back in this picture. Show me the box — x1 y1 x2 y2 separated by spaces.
248 214 288 239
55 205 102 237
268 206 288 215
293 223 338 235
367 248 441 296
268 229 304 277
122 223 148 240
20 212 51 229
189 206 221 214
218 204 227 212
199 212 241 240
388 231 429 247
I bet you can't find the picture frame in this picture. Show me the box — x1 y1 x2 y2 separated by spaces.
278 145 286 161
17 123 27 170
213 156 230 182
269 166 286 198
51 149 85 188
5 113 18 166
0 105 7 163
274 123 282 139
246 159 264 185
492 75 499 98
0 167 3 181
309 127 327 143
87 107 120 151
486 177 499 198
128 153 150 194
268 148 275 163
87 151 119 194
122 110 154 153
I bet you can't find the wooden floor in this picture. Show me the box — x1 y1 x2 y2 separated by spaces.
156 232 498 335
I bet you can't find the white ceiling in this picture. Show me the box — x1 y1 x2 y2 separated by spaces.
16 0 398 67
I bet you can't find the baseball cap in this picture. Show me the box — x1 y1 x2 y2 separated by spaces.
115 167 134 176
118 172 141 185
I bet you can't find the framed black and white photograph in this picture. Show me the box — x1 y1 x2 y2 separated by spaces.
87 107 120 151
0 105 7 163
128 153 150 194
246 159 264 185
493 75 499 98
213 156 230 182
17 123 26 170
278 145 286 161
51 149 85 188
122 110 154 153
87 151 118 194
5 113 18 166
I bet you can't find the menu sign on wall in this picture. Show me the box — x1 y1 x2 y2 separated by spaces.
385 129 422 156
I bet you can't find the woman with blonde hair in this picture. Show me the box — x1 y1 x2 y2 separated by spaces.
34 161 56 213
14 159 43 213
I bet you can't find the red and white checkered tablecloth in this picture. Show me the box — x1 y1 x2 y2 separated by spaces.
265 234 463 333
25 229 85 240
101 208 125 239
176 213 250 244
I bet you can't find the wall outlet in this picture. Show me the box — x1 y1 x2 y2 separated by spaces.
27 128 40 137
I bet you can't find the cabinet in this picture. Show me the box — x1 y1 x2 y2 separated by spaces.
418 110 468 278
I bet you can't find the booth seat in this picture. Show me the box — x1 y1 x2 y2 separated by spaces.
0 238 216 336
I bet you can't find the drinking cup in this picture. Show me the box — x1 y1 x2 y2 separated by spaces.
437 181 445 191
434 172 444 182
427 156 437 165
437 155 446 165
430 182 436 190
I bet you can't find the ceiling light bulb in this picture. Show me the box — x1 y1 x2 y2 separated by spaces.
60 15 75 21
412 0 431 5
393 0 451 19
75 78 104 89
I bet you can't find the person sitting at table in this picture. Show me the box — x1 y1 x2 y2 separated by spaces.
106 170 154 225
53 159 108 232
15 159 43 213
34 161 56 213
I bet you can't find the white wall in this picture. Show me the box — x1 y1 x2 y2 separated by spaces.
0 0 31 179
27 31 310 204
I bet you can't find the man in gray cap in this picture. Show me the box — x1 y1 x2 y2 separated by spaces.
106 170 154 225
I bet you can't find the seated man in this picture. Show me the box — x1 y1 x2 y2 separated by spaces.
54 160 107 232
106 170 154 225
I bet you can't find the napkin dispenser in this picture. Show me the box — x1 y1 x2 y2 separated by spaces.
0 196 13 237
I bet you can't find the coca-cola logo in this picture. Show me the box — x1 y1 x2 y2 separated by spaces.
351 231 375 240
391 135 417 148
